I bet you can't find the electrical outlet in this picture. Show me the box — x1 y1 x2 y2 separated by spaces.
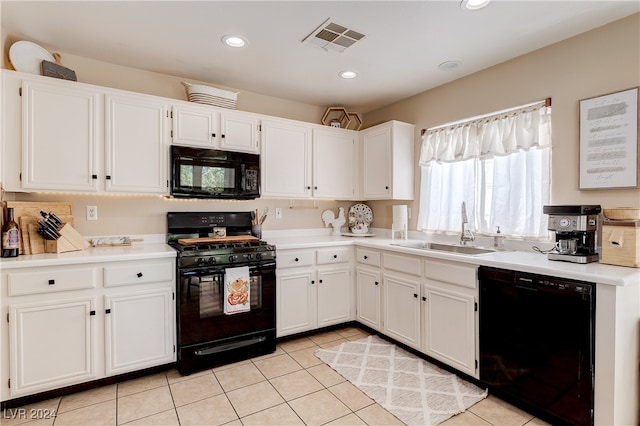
275 208 283 219
86 206 98 221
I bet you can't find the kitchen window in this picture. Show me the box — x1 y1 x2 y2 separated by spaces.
417 100 552 239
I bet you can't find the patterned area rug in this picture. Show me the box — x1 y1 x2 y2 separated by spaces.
315 335 488 426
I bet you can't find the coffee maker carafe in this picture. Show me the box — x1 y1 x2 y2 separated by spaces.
543 205 601 264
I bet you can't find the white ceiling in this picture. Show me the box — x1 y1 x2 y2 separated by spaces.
2 1 639 113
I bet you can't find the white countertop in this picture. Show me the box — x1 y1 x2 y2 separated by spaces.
1 230 637 286
0 243 176 269
265 232 639 287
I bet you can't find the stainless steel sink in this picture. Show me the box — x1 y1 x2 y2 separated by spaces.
391 241 497 255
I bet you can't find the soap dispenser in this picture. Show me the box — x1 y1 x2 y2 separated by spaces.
494 226 505 249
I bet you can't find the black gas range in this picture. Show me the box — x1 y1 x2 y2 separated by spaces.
171 239 276 269
167 211 277 375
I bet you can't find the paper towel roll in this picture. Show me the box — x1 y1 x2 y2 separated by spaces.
393 205 408 228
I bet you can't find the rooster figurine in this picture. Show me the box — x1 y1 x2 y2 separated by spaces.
321 207 346 236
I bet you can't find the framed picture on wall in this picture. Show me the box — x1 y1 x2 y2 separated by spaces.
579 87 639 190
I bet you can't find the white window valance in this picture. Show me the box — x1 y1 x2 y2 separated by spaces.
419 100 552 165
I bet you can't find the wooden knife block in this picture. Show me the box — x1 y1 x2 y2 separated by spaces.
45 223 91 253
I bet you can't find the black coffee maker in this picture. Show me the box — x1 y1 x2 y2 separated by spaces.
543 205 601 264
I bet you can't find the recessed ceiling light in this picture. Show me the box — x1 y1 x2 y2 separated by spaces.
339 70 358 79
460 0 491 11
437 60 462 71
221 35 247 48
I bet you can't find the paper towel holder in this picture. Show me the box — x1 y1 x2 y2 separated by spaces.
391 204 409 240
391 223 408 241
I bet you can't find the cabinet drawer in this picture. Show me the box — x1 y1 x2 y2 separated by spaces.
316 248 350 265
277 250 314 268
424 259 477 289
8 267 97 296
104 261 174 287
383 252 422 276
356 248 381 267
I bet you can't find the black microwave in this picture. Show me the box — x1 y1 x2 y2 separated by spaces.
170 146 260 199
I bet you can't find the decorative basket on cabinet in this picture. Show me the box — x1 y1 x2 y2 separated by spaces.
182 82 238 109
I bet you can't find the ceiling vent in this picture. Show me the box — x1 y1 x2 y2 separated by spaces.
302 18 366 53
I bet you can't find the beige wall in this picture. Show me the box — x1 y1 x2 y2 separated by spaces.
365 13 640 231
2 15 639 236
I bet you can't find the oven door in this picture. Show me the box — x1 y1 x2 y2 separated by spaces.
177 260 276 348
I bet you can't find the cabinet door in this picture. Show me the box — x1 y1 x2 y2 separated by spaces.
312 128 357 199
9 298 96 397
362 125 392 199
317 267 351 327
276 269 316 337
423 283 477 377
383 273 421 349
220 111 260 153
105 93 169 194
21 79 100 191
104 288 175 375
261 119 312 198
356 267 381 330
172 103 219 147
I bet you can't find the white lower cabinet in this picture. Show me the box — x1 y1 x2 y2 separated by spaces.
8 297 97 397
104 288 174 376
1 257 176 401
355 267 381 330
277 263 316 336
276 247 352 337
355 247 382 331
354 248 479 378
382 252 422 349
422 259 479 378
383 273 421 349
317 267 351 328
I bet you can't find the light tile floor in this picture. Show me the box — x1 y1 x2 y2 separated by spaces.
1 327 551 426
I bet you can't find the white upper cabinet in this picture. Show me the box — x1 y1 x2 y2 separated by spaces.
2 70 417 200
261 118 358 199
172 102 219 148
312 127 358 199
361 120 415 200
3 71 170 195
261 119 312 198
21 78 100 192
219 111 261 154
172 102 260 153
105 92 169 194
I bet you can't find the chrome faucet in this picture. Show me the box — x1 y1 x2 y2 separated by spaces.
460 202 475 245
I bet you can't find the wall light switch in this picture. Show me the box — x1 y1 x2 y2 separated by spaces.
86 206 98 221
275 208 283 219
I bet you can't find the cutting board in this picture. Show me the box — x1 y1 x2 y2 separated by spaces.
5 202 74 255
178 235 259 245
6 201 73 219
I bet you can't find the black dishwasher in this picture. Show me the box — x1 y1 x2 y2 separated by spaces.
479 266 595 426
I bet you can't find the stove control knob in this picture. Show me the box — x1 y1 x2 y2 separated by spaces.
247 253 254 260
207 257 216 264
255 252 263 260
196 258 204 266
228 255 237 262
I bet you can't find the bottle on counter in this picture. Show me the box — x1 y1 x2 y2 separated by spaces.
493 226 505 249
2 207 19 258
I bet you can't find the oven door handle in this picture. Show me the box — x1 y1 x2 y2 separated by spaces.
180 261 276 276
